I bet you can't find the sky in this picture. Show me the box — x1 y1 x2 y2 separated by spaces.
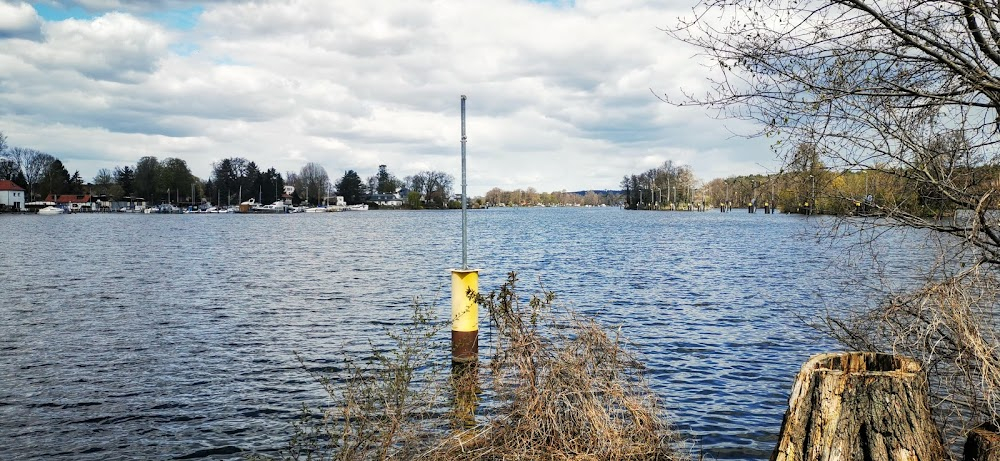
0 0 779 196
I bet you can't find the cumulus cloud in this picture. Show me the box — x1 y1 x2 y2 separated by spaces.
39 13 169 82
0 1 42 40
0 0 780 194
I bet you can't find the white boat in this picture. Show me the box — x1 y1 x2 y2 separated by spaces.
346 204 369 211
254 201 289 213
304 206 328 213
38 206 67 215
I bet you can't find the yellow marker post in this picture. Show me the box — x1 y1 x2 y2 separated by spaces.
451 268 479 362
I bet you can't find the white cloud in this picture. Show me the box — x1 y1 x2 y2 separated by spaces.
10 12 170 82
0 1 42 40
0 0 781 195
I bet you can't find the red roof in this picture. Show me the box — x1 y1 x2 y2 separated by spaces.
46 194 92 203
0 180 24 191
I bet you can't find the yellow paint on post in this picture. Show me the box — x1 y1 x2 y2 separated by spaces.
451 269 480 362
451 269 479 330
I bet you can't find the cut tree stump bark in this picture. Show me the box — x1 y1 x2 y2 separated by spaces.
770 352 947 461
966 423 1000 461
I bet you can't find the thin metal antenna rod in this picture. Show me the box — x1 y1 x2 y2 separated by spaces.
461 95 468 270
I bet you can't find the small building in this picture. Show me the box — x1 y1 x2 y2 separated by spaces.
369 193 403 207
322 196 347 209
46 194 94 212
0 180 25 211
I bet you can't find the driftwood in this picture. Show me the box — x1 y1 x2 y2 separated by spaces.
771 352 947 461
967 423 1000 461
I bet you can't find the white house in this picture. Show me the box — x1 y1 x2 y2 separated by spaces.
0 180 25 211
369 193 403 207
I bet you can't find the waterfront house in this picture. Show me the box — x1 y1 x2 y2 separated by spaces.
46 194 94 212
369 193 403 207
0 180 25 211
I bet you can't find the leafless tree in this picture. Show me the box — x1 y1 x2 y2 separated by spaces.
403 171 454 207
4 147 54 200
291 162 329 204
669 0 1000 447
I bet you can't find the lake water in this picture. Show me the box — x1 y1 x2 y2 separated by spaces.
0 208 933 460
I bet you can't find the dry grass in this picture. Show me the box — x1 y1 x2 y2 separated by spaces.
429 272 681 460
825 263 1000 449
250 272 684 461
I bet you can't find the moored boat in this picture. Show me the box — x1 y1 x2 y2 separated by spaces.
38 206 67 215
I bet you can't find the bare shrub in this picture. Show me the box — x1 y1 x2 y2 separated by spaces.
826 261 1000 449
246 299 451 461
251 273 684 461
431 272 682 461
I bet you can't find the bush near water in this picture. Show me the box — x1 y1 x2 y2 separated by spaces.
249 272 684 461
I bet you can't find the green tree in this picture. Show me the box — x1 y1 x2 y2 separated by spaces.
157 157 194 202
259 167 284 204
406 190 422 209
211 158 239 202
244 161 261 201
134 156 159 201
376 164 401 193
68 171 84 194
114 166 135 197
335 170 367 205
39 159 71 198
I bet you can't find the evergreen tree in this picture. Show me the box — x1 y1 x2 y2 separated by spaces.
114 166 135 197
376 164 400 194
335 170 367 205
68 171 85 194
39 159 71 198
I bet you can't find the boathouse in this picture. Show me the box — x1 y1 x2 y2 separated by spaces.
0 180 25 211
46 194 94 212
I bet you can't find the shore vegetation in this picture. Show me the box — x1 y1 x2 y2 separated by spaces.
668 0 1000 449
249 272 683 460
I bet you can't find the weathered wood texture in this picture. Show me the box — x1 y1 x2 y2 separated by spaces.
966 423 1000 461
771 352 947 461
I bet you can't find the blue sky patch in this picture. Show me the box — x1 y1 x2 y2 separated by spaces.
145 6 204 31
32 3 203 31
169 42 200 57
33 3 95 21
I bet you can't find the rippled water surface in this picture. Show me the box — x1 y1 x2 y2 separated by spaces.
0 208 936 460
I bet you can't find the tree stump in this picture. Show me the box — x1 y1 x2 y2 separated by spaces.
966 423 1000 461
770 352 947 461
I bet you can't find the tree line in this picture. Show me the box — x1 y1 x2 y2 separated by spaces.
0 133 86 201
483 187 621 207
619 160 698 210
0 131 456 207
